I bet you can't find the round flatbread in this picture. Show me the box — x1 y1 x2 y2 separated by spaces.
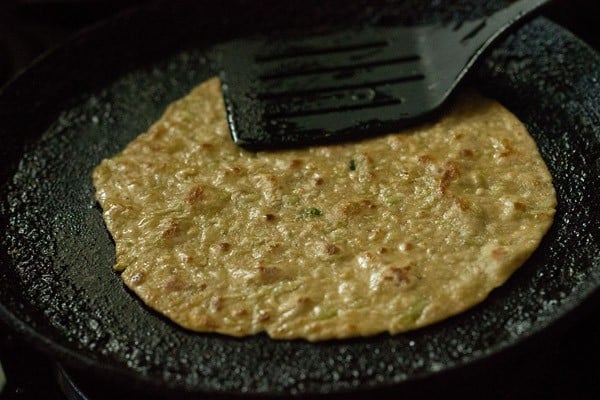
93 77 556 341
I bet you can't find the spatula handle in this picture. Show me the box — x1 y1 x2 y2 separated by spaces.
465 0 551 52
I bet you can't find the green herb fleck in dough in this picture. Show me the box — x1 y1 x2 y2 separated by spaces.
301 207 322 218
349 159 356 171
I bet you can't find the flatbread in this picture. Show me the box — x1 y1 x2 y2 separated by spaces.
93 78 556 341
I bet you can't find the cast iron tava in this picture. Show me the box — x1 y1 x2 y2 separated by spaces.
0 0 598 397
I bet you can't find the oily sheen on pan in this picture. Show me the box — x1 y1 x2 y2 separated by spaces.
93 78 556 341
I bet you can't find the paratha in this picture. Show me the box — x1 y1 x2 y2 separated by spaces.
93 77 556 341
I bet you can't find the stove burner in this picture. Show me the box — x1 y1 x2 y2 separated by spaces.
56 365 90 400
55 364 172 400
0 359 6 394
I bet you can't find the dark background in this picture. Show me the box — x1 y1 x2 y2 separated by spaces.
0 1 598 399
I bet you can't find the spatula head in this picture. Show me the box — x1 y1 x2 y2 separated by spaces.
219 26 436 150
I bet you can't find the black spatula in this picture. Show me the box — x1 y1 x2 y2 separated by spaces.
219 0 549 150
